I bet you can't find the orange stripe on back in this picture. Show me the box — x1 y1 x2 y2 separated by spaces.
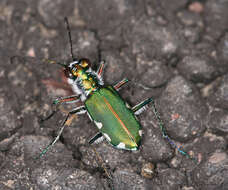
102 96 137 146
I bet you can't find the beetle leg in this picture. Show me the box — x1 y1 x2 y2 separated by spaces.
96 60 105 77
113 78 129 91
53 94 80 105
89 132 104 145
132 97 153 115
96 60 105 85
88 132 114 184
38 106 86 158
41 95 80 122
150 100 198 163
91 146 114 183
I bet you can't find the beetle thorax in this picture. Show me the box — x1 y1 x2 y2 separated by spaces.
77 70 99 94
65 59 104 101
67 66 100 101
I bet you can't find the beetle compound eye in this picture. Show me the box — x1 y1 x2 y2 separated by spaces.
80 58 91 68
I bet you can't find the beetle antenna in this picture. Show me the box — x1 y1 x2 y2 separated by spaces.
64 17 75 61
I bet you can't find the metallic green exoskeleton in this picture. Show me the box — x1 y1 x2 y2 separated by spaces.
85 85 142 150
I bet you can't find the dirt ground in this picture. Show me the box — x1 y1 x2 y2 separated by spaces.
0 0 228 189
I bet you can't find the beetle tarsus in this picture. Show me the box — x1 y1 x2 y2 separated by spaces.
150 99 198 163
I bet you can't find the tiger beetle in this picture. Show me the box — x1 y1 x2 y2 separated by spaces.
39 19 149 157
39 18 196 180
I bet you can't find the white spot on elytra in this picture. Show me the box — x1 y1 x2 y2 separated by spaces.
94 121 103 129
139 130 143 137
125 102 131 108
103 133 111 142
117 142 126 149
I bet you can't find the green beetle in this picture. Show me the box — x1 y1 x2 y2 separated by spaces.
38 18 153 158
39 18 195 164
36 16 198 190
39 56 152 157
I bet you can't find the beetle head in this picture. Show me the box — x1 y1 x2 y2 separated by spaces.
64 58 91 79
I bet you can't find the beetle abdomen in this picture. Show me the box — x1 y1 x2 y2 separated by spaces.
85 86 141 150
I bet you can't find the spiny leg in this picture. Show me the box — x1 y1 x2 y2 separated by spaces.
113 78 129 91
150 99 197 163
41 95 80 122
38 106 86 158
132 97 153 115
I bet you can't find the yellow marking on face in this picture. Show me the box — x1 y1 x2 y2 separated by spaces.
83 80 93 89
